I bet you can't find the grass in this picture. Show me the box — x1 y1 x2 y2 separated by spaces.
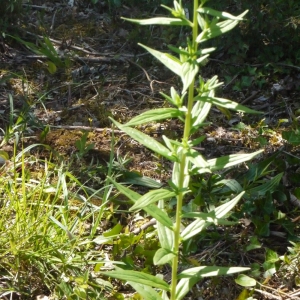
0 143 116 299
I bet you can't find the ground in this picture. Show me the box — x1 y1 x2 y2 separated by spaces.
1 1 300 300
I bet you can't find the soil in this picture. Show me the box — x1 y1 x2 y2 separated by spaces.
1 1 300 299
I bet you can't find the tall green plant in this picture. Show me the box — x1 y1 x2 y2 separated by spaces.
100 1 263 299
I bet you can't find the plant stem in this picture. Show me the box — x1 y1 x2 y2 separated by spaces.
170 1 199 299
170 156 186 300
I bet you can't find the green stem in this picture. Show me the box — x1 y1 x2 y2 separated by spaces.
170 1 199 299
170 156 186 300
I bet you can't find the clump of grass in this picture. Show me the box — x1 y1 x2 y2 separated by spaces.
0 143 115 299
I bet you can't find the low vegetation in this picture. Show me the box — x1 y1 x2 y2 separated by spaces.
0 0 300 299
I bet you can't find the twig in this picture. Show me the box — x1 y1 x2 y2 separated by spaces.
126 58 151 82
241 90 259 104
49 125 124 134
289 192 300 208
50 8 58 32
256 282 300 300
223 73 239 89
276 63 300 71
23 30 148 58
254 289 282 300
289 290 300 298
132 218 157 235
126 58 167 93
22 4 52 11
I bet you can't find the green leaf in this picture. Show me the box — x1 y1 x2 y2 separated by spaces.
108 177 173 229
153 248 176 265
128 282 164 300
282 130 300 145
93 235 114 245
43 36 57 54
191 100 212 129
161 87 185 107
216 179 243 193
179 266 250 278
181 59 199 92
240 150 280 182
198 7 246 21
157 200 174 251
125 108 181 126
122 172 162 188
0 150 9 160
138 44 182 77
47 61 57 74
176 266 250 299
263 261 276 277
246 173 283 196
122 17 191 26
205 150 264 172
194 96 263 114
196 11 248 43
265 248 279 264
235 274 257 287
103 223 122 237
181 192 244 240
182 211 220 219
110 118 177 162
246 236 262 252
130 188 176 211
98 270 170 291
186 148 210 172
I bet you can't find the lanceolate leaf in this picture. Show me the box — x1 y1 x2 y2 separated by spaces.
138 44 182 77
125 108 182 126
128 282 164 300
181 192 245 240
176 266 249 300
110 118 177 162
181 60 199 92
179 266 250 278
198 7 246 21
157 200 174 251
122 17 192 26
194 96 263 114
246 172 283 196
98 270 170 291
196 11 248 43
191 100 211 128
186 148 210 170
108 177 173 229
130 189 176 211
204 150 264 172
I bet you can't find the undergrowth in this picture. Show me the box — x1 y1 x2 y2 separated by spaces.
1 0 300 299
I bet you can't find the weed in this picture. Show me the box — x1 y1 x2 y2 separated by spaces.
97 1 265 299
